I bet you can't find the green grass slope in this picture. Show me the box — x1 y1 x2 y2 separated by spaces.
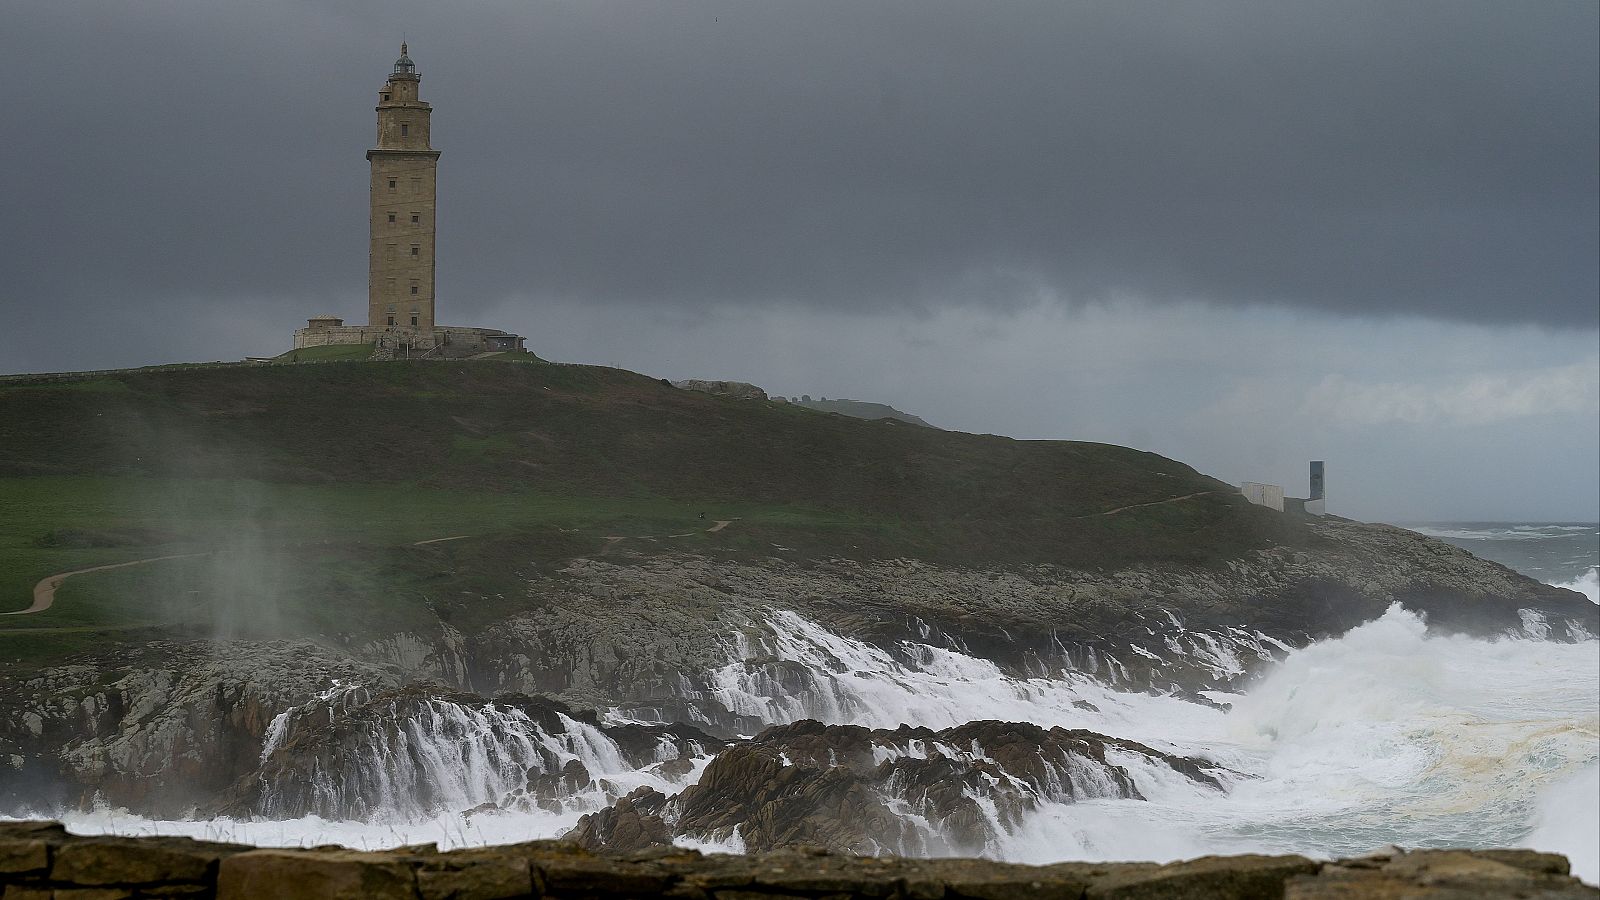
0 360 1301 663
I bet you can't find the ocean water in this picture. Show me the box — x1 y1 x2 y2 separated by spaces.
31 522 1600 881
1404 521 1599 603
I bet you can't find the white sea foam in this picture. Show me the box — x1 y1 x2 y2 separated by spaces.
30 607 1600 880
1524 764 1600 883
975 608 1600 876
1408 524 1598 541
1553 567 1600 605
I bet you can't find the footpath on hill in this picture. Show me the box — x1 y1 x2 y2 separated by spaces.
4 555 206 617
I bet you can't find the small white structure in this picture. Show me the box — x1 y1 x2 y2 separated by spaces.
1240 482 1285 512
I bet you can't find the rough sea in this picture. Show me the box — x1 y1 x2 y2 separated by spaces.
39 522 1600 882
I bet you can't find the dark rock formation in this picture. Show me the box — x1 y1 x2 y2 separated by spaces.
1 821 1592 899
212 687 720 821
570 720 1232 856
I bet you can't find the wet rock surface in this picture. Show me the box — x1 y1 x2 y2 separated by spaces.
0 642 403 817
212 687 719 820
570 720 1232 856
0 822 1592 899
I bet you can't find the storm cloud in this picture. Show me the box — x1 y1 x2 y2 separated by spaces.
2 0 1595 342
2 1 1595 521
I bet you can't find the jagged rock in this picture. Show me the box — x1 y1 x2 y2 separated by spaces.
204 687 717 820
534 759 592 798
568 787 673 852
571 720 1230 856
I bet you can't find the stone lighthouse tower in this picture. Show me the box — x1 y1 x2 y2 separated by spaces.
367 43 440 330
290 45 524 357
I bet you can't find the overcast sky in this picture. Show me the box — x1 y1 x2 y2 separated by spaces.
1 1 1596 521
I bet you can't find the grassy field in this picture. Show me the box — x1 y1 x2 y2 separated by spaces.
0 473 874 661
271 344 375 362
0 359 1302 664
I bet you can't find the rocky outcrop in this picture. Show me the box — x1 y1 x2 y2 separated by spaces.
468 520 1595 730
671 380 768 401
0 641 403 817
216 688 719 821
569 720 1231 856
0 821 1592 899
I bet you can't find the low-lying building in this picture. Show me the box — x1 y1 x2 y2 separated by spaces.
1240 482 1285 511
293 317 524 358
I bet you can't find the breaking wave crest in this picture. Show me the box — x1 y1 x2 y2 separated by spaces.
1552 567 1600 605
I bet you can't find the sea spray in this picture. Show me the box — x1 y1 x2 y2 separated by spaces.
1555 567 1599 605
254 691 711 823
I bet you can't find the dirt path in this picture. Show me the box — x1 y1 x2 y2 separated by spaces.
4 554 207 617
413 535 471 546
9 531 479 617
605 519 740 553
1066 491 1220 519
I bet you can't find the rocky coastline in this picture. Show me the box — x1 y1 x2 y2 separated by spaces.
2 514 1593 819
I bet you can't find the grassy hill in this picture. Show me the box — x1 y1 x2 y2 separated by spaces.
0 359 1303 663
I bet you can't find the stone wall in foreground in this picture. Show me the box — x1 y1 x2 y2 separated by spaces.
0 821 1592 899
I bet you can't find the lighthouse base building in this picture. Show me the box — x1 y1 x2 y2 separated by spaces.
293 44 525 359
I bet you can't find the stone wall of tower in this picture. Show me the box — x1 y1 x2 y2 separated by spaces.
367 63 440 329
367 154 438 327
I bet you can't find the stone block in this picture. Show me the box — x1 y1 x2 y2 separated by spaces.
906 856 1100 899
0 886 54 900
416 849 534 899
217 849 417 900
525 846 671 896
1287 850 1599 899
1470 848 1570 875
0 824 66 842
744 851 903 896
52 836 241 886
1085 854 1320 900
0 839 50 875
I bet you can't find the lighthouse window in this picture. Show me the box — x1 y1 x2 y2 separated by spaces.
410 284 419 295
401 124 409 136
410 245 420 256
410 213 419 224
382 93 390 102
387 213 396 223
388 179 396 190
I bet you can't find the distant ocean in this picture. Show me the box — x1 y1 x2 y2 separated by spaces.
1402 522 1600 604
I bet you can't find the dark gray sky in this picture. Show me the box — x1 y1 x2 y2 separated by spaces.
2 1 1596 521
